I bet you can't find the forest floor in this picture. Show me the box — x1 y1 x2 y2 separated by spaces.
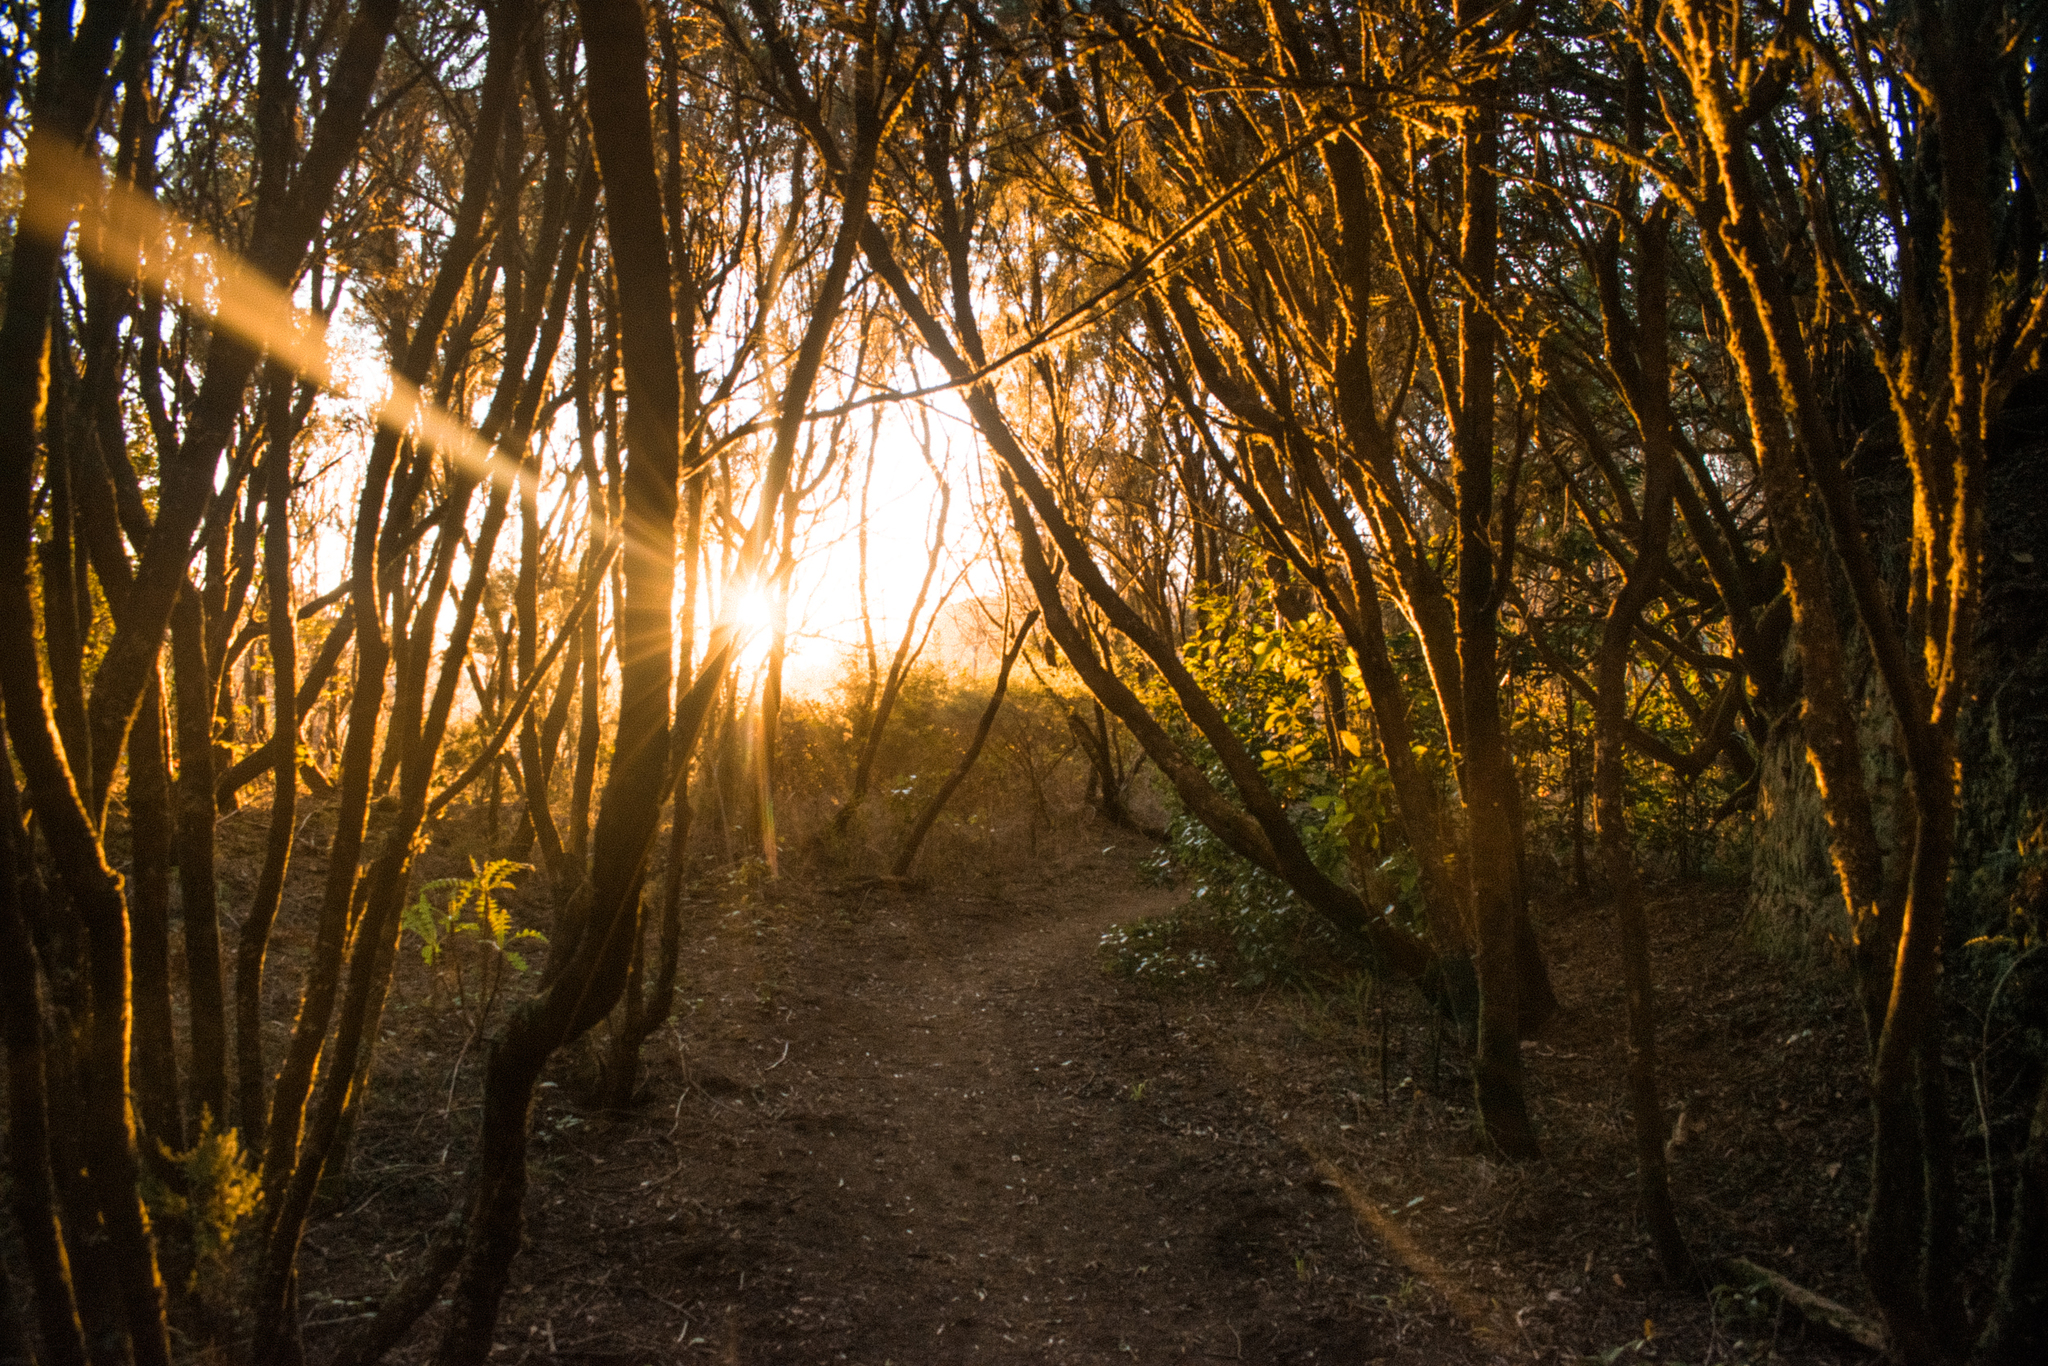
298 828 1883 1366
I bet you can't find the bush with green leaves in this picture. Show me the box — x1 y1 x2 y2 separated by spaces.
1107 586 1443 987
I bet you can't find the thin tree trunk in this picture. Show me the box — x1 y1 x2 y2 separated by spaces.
1590 214 1690 1279
597 474 706 1110
856 438 881 720
0 740 89 1366
436 0 684 1355
170 586 228 1130
39 354 92 790
126 679 184 1152
569 272 607 868
238 387 299 1149
893 610 1039 877
1566 685 1590 897
1449 0 1536 1160
517 432 571 880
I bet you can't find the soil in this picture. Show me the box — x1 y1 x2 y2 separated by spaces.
300 832 1883 1366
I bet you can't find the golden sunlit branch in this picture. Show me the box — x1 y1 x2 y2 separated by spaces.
25 133 515 489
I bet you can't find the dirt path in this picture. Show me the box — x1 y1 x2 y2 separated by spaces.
468 844 1473 1364
320 842 1871 1365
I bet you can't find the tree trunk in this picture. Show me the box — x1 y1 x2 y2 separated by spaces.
1451 0 1536 1160
436 0 683 1355
170 586 228 1129
0 739 89 1366
238 388 299 1148
126 679 185 1152
894 610 1040 877
1589 203 1691 1279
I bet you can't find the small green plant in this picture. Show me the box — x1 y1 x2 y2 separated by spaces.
403 857 545 1027
142 1108 262 1316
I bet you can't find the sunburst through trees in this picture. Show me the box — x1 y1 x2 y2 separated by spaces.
1 1 2045 1363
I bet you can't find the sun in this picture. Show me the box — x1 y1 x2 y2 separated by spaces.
732 584 775 632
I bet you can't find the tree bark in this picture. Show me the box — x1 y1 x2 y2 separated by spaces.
237 384 300 1148
125 679 185 1152
170 585 228 1129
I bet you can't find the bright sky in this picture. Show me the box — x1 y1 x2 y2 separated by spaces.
769 391 1007 694
45 133 1013 712
302 311 1008 704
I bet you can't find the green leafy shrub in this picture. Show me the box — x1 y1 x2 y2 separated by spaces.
1122 586 1433 986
